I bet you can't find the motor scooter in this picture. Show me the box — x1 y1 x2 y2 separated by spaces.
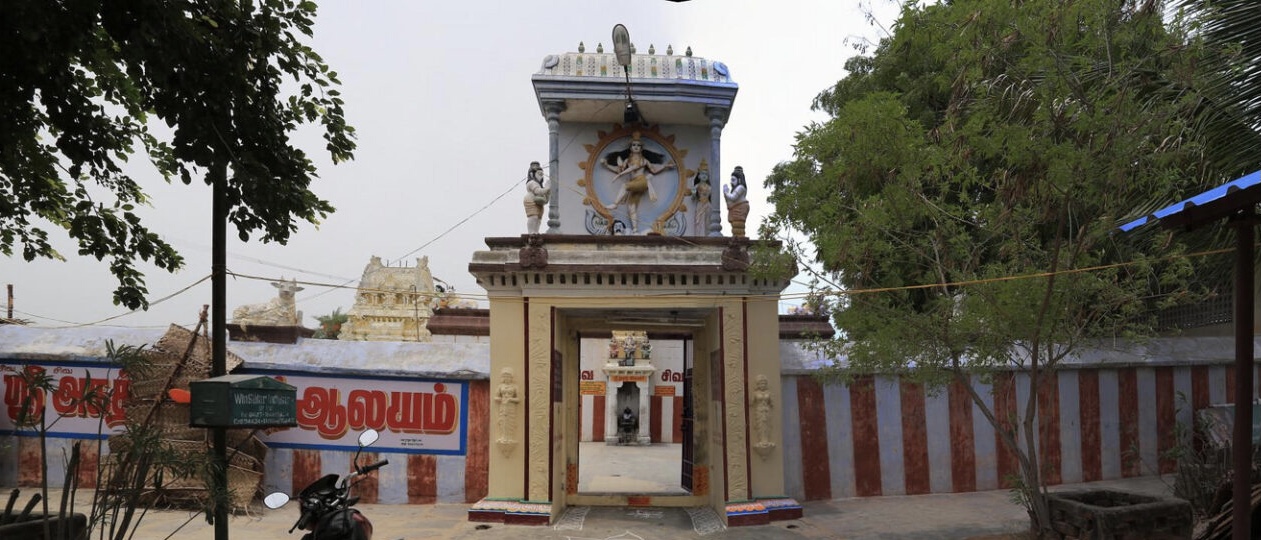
264 429 388 540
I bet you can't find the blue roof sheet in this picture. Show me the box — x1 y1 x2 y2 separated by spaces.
1120 170 1261 232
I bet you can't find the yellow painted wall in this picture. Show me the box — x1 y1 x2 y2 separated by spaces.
746 296 786 497
487 297 526 499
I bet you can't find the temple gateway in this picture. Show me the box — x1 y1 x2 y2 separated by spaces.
466 41 801 526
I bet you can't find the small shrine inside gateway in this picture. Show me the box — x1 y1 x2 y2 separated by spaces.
602 331 654 445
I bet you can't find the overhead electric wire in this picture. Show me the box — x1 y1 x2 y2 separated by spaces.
387 101 615 267
220 245 1237 308
15 238 1236 329
14 274 213 329
299 101 619 305
390 174 531 264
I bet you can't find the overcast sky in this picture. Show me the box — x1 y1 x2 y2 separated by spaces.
2 0 900 330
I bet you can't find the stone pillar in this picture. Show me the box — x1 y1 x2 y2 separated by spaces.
544 100 566 233
705 106 729 236
603 379 620 444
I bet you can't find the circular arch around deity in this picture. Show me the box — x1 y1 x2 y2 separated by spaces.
577 124 692 235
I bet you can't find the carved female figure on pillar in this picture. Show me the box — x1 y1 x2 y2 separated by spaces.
603 132 675 234
495 368 521 456
692 159 712 236
523 161 549 234
751 374 776 458
724 165 749 237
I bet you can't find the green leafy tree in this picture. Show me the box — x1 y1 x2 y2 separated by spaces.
764 0 1243 533
0 1 355 310
1169 0 1261 184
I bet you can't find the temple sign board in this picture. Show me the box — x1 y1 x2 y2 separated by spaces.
189 374 297 429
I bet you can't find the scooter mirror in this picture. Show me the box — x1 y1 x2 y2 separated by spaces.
358 429 380 447
263 492 291 509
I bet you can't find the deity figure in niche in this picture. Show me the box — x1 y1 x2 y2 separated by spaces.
752 374 773 445
751 374 777 459
620 333 638 366
523 161 549 234
603 131 676 234
495 368 521 446
692 159 712 235
724 165 749 237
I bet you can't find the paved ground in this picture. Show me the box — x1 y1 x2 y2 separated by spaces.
578 442 688 494
3 443 1178 539
3 474 1174 540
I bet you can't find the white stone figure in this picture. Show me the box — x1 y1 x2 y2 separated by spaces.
752 374 776 458
724 165 749 237
495 368 521 457
232 278 304 326
603 131 675 234
523 161 549 234
692 160 712 236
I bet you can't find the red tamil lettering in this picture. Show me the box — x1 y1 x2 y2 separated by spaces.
386 392 423 433
425 391 458 434
672 372 684 382
52 376 80 416
82 377 110 418
106 374 130 428
52 375 116 420
4 369 46 426
347 389 387 431
581 370 593 381
661 369 673 382
297 387 348 440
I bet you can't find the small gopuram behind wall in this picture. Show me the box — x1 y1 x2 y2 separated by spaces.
339 256 437 342
469 37 800 528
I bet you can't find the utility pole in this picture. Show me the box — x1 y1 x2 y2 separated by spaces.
212 158 229 540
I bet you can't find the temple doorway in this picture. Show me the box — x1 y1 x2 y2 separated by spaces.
574 331 694 496
470 235 794 526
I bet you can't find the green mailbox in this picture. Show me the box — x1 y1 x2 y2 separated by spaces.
189 374 297 428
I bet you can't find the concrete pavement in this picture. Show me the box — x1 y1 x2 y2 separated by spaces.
5 474 1175 539
6 440 1177 539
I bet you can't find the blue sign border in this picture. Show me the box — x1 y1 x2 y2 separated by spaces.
241 368 470 456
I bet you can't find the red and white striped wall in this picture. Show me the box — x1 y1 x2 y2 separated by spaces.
13 363 1255 505
781 364 1252 500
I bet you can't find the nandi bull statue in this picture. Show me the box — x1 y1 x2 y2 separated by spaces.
232 278 304 326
